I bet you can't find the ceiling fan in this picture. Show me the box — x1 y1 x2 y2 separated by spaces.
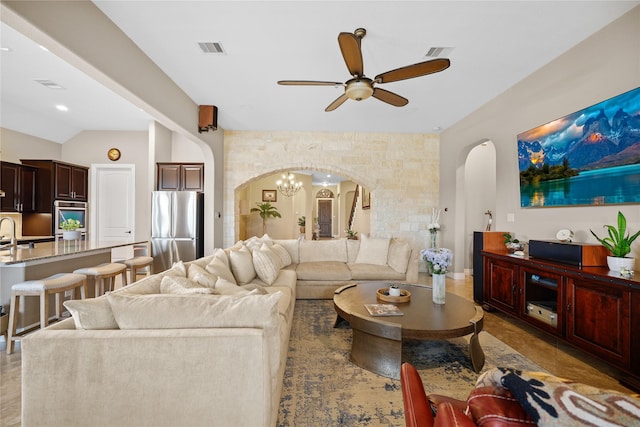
278 28 450 112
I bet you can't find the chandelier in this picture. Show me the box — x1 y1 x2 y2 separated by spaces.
276 172 302 197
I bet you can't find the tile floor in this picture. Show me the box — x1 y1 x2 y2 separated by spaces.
0 274 634 426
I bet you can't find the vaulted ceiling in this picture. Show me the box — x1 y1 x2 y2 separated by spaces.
1 1 638 144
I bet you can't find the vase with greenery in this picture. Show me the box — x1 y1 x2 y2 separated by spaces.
345 229 358 240
61 218 82 240
503 233 525 254
590 211 639 272
298 216 306 234
250 202 281 235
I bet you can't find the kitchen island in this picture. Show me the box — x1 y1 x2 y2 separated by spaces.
1 239 150 332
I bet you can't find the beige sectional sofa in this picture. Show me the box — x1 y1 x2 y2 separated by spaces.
275 234 419 298
20 235 417 427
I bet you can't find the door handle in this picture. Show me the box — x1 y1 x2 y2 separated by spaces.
125 230 132 234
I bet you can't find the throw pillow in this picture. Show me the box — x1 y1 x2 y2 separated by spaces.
63 298 118 330
229 246 257 284
187 263 217 288
355 234 391 265
387 238 412 273
205 256 238 285
252 244 281 285
160 275 217 294
166 260 187 277
270 243 292 267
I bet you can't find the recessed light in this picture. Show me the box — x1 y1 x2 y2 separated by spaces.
0 47 12 52
39 45 49 52
433 126 442 132
55 105 69 112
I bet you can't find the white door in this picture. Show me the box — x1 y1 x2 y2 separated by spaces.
91 164 135 260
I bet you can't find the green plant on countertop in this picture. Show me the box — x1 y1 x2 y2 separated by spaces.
60 218 82 231
250 202 282 235
590 211 640 258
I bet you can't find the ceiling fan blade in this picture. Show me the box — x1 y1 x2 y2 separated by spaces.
325 94 349 112
372 88 408 107
375 58 450 84
338 32 364 77
278 80 343 86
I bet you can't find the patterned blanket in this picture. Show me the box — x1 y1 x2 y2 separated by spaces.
476 368 640 426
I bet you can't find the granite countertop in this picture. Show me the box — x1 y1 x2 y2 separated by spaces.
0 239 149 265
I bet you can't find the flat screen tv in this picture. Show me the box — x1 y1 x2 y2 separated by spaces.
517 86 640 208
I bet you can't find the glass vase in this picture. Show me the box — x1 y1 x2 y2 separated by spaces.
432 273 446 304
430 232 438 248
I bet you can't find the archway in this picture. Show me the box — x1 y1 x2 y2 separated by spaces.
233 167 373 242
464 140 497 272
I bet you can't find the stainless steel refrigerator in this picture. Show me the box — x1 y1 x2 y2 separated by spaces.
151 191 204 272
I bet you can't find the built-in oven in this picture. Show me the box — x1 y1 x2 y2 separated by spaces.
54 200 88 238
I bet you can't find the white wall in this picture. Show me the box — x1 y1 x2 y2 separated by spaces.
0 128 61 162
440 6 640 275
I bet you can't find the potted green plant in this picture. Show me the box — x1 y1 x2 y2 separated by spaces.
590 211 639 272
60 218 82 240
250 202 281 235
298 216 306 234
345 229 358 240
503 233 525 254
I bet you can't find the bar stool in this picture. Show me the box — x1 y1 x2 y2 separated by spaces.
73 263 127 297
6 272 87 355
120 256 154 285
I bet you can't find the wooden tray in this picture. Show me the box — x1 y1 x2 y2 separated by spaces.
377 288 411 303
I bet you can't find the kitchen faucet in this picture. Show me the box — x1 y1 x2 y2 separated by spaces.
0 217 17 251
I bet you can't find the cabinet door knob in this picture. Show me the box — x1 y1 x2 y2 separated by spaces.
566 303 571 313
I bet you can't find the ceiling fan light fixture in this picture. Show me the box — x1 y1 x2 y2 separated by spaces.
345 78 373 101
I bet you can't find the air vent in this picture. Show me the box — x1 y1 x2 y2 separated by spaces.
425 47 454 58
198 42 226 54
34 79 65 89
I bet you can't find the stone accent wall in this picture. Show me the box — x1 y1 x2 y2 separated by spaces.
224 130 439 252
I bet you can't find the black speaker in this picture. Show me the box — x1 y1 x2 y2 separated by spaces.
528 240 607 267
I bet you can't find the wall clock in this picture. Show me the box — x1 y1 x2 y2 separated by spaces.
107 148 121 161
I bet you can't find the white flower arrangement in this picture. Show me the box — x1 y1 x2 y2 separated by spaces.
427 208 441 234
420 247 453 274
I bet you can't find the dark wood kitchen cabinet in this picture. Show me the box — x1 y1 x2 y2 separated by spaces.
157 163 204 191
0 161 36 212
21 160 89 210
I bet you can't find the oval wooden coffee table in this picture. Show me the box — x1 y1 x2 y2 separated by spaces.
333 281 485 379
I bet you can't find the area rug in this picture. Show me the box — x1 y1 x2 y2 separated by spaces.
277 299 546 427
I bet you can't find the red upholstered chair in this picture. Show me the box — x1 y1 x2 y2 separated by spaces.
400 362 434 427
400 363 474 427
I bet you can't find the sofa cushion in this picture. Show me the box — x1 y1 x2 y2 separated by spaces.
244 234 274 252
206 253 238 285
63 298 118 330
273 239 299 264
355 234 390 265
160 275 216 294
229 246 257 284
270 243 292 267
107 292 281 330
252 244 282 285
299 238 347 263
388 238 412 274
296 261 352 281
348 263 406 281
187 263 217 288
215 277 263 296
346 239 360 263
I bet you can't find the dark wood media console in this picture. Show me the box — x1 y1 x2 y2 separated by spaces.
482 250 640 390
